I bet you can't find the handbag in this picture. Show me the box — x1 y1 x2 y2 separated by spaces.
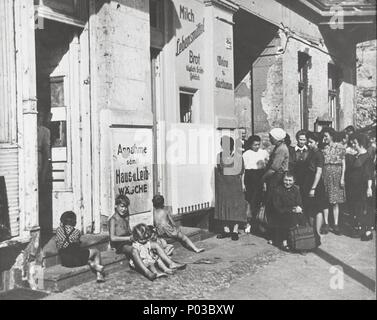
288 222 317 251
256 205 268 225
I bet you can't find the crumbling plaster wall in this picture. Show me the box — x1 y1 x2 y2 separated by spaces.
234 0 357 143
93 0 152 225
94 0 151 112
236 33 356 144
356 40 376 129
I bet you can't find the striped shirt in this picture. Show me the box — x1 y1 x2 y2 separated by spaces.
55 224 81 250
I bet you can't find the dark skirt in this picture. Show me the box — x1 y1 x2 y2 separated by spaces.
265 172 284 227
302 171 328 217
244 169 264 204
59 244 90 268
215 168 247 223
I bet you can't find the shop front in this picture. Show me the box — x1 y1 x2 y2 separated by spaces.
150 0 240 224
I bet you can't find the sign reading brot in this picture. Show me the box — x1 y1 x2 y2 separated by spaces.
112 128 153 221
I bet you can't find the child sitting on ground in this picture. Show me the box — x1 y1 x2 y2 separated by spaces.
148 225 174 256
153 195 205 253
130 223 175 278
55 211 105 282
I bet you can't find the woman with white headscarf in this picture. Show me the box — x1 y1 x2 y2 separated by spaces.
261 128 290 246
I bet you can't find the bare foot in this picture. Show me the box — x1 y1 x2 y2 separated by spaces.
195 248 205 253
89 262 104 273
164 268 175 275
165 245 175 256
146 272 157 281
156 272 168 278
96 272 105 283
170 262 187 270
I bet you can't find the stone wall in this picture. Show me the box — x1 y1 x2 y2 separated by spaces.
356 40 376 129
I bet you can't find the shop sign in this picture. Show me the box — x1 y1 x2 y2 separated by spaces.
112 128 153 225
175 0 205 84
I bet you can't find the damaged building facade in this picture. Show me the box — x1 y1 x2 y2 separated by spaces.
0 0 375 291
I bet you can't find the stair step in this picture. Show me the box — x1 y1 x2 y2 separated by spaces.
43 250 127 293
41 227 212 293
42 234 110 268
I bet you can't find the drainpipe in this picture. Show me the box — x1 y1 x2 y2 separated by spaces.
250 64 254 135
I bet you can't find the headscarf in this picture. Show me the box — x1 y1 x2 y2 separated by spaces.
270 128 287 142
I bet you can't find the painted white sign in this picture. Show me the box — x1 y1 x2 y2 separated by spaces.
112 128 153 226
174 0 205 86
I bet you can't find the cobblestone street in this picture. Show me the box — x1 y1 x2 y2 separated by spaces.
44 232 376 300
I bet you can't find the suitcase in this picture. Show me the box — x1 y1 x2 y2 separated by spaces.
288 223 317 251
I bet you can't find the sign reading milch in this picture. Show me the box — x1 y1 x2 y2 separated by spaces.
112 128 153 223
175 0 205 84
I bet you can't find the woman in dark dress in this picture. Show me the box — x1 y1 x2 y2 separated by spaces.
345 133 375 241
215 135 248 241
302 132 328 245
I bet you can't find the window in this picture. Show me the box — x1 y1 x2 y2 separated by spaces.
298 52 311 130
50 76 67 148
328 64 341 130
180 90 193 123
179 89 198 123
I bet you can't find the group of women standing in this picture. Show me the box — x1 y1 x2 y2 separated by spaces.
214 126 375 250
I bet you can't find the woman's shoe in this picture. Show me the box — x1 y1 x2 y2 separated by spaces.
280 245 291 252
231 232 239 241
332 225 341 236
361 232 373 242
217 232 231 239
320 223 329 235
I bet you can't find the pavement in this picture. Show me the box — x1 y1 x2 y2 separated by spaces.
42 230 376 300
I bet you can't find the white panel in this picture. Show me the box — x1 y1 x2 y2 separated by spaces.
166 123 218 215
0 147 19 236
51 107 66 121
52 147 67 162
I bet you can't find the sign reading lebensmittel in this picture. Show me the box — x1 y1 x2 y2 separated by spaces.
175 0 205 85
112 128 153 227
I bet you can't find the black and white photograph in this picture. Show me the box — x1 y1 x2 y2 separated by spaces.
0 0 376 304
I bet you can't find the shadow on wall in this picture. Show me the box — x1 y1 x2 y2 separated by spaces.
0 177 11 242
233 9 279 135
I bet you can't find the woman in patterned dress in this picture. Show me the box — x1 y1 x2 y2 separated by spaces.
321 127 346 235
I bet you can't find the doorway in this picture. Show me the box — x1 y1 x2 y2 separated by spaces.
35 19 92 238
